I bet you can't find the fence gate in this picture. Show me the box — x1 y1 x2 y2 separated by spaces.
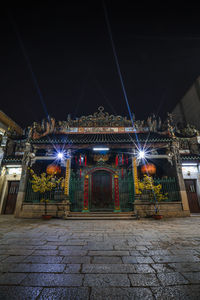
69 173 84 212
118 171 134 212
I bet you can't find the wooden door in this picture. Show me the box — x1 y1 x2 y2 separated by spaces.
92 171 112 211
185 179 200 213
4 181 19 214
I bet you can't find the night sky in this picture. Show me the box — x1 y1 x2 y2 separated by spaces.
1 2 200 128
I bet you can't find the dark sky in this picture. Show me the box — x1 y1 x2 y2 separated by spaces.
1 2 200 128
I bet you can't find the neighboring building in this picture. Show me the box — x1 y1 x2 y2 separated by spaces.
1 106 200 218
0 111 24 214
172 76 200 130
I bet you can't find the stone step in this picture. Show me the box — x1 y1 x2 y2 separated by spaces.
66 212 139 220
66 217 138 220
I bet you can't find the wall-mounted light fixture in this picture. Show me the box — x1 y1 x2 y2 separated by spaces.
93 147 109 151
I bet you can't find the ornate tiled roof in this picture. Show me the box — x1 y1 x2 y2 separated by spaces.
181 155 200 161
30 133 171 145
2 156 23 164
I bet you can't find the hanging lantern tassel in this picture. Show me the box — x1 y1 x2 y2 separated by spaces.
126 155 128 165
80 168 82 178
79 154 81 166
85 155 87 166
115 155 118 167
121 168 124 178
122 153 124 165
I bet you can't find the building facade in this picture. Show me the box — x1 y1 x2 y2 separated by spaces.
172 76 200 130
0 107 200 218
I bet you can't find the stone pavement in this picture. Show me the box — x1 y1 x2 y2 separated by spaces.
0 216 200 299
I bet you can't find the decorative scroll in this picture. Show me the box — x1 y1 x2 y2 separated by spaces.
64 158 71 195
132 157 139 194
83 175 89 212
114 175 120 211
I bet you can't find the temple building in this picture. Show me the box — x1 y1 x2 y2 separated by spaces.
0 107 200 218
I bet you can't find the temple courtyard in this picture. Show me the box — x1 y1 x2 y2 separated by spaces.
0 216 200 299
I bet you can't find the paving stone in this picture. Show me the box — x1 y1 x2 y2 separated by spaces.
134 264 155 273
84 242 114 250
88 250 129 256
38 287 89 299
152 286 197 300
168 262 200 272
0 286 42 300
0 249 34 256
0 245 35 250
129 274 160 287
58 246 83 251
90 287 153 299
62 256 91 264
122 256 154 264
23 255 63 264
152 255 200 263
11 263 65 273
157 272 189 285
82 264 136 273
2 256 27 263
0 255 8 262
151 263 175 273
92 256 122 264
84 274 130 287
170 249 199 255
0 273 27 285
140 250 171 256
182 271 200 284
32 250 59 255
64 264 81 273
34 245 58 250
59 250 87 256
21 273 83 287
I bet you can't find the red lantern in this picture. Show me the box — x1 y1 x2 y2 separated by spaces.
141 164 156 175
46 164 61 175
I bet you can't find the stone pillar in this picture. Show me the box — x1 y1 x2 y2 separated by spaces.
63 152 71 218
132 156 139 195
82 175 89 212
15 142 31 218
114 174 121 212
172 141 190 212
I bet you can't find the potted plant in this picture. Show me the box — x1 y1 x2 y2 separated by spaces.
29 169 63 220
138 175 168 219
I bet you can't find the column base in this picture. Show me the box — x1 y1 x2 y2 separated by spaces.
114 207 121 212
82 208 90 213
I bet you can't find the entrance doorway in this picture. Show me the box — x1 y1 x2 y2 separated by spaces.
185 179 200 213
91 170 112 211
4 181 19 214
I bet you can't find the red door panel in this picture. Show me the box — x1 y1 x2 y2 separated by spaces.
4 181 19 214
92 171 112 210
185 179 200 213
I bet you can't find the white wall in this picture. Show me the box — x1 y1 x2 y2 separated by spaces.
182 164 200 206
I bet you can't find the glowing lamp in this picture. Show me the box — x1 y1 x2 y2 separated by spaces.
46 164 61 175
141 164 156 175
57 152 64 159
138 150 145 159
93 147 109 151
